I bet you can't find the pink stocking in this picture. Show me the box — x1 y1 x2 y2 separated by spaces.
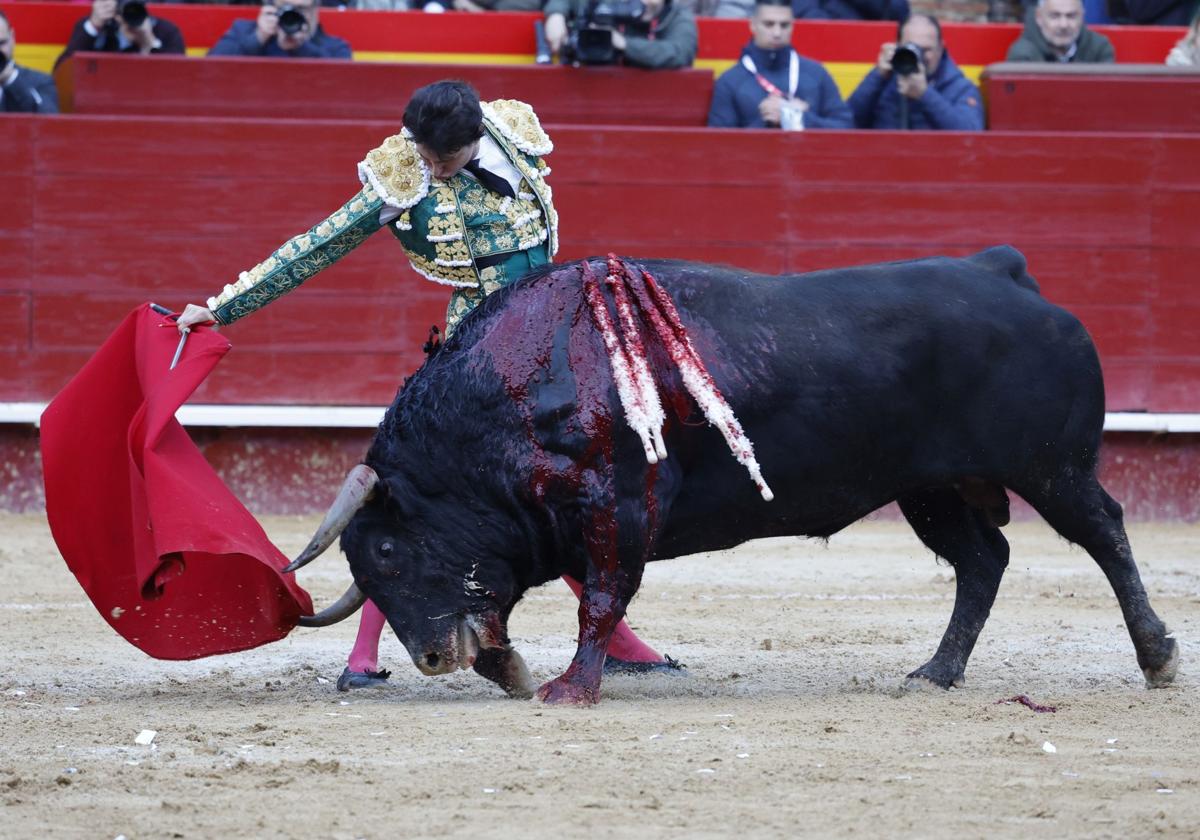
562 575 662 663
346 599 387 672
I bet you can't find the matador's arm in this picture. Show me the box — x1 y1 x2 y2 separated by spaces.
206 185 385 325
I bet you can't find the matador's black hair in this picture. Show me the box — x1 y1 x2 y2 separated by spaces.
402 80 485 157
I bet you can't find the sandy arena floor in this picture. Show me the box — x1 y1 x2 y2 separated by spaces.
1 513 1197 839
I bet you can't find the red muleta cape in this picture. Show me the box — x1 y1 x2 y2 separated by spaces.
41 304 313 660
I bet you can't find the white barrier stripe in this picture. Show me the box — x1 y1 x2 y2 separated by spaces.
2 403 1199 433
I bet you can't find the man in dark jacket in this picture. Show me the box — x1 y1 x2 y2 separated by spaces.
55 0 186 70
0 11 59 113
792 0 909 20
543 0 697 69
1007 0 1115 62
209 0 352 59
848 14 983 130
709 0 852 129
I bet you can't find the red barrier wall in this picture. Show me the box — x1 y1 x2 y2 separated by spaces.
53 54 715 125
3 115 1198 413
4 2 1187 65
985 65 1200 133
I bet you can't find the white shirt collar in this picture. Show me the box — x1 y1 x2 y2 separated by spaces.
474 134 522 194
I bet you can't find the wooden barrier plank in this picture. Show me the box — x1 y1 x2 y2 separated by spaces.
1099 361 1150 411
1150 190 1200 248
1068 303 1153 360
1150 364 1200 409
31 289 444 355
984 64 1200 133
780 184 1152 247
1150 249 1200 302
31 235 417 297
1015 247 1154 305
1149 303 1200 357
0 295 32 353
55 54 715 127
4 115 1199 412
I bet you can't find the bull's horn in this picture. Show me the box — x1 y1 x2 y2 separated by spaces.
283 464 379 574
296 582 367 628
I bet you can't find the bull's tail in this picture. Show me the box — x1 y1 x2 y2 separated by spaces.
968 245 1040 294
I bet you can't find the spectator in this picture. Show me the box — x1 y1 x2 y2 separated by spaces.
792 0 909 21
847 13 984 130
56 0 185 70
708 0 852 130
543 0 698 69
1007 0 1115 63
1110 0 1198 26
0 10 59 113
1166 8 1200 65
209 0 352 58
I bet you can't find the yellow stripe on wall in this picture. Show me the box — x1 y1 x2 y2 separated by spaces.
14 44 62 74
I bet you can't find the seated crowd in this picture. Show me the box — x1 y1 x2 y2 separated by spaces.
1 0 1198 118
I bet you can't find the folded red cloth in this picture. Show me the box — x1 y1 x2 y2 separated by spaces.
41 303 313 660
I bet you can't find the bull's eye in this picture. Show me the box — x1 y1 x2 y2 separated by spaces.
378 541 394 558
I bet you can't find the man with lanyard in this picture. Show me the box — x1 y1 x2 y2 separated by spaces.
708 0 852 130
176 81 675 689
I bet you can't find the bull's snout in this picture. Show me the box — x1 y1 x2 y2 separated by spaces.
415 650 463 675
410 618 481 676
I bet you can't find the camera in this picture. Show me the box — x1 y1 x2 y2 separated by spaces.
277 5 310 36
562 0 646 65
119 0 148 29
890 42 925 77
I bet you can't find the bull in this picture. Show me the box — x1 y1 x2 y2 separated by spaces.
286 247 1179 705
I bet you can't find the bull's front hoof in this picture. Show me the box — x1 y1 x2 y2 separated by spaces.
534 676 599 706
1143 638 1180 689
901 666 963 693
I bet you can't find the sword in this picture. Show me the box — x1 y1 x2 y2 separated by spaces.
170 329 190 371
149 303 190 371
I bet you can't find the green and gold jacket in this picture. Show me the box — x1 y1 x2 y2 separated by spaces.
206 99 559 326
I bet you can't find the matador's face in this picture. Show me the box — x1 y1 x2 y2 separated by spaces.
415 139 481 182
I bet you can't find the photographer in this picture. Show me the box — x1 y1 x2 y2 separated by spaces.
544 0 698 69
708 0 851 129
847 14 984 131
1 10 59 113
55 0 185 69
209 0 352 59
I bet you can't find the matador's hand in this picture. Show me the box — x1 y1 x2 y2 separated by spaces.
177 304 216 332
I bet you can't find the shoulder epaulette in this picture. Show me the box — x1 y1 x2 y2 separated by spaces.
357 129 431 210
480 100 554 158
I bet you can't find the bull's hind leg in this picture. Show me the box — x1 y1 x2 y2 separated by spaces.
1022 472 1178 688
898 487 1010 690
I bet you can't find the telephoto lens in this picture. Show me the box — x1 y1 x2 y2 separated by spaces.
277 6 309 36
889 43 923 76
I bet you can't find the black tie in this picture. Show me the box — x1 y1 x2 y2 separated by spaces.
463 159 515 199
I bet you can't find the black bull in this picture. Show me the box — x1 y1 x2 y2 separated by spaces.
289 247 1179 705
